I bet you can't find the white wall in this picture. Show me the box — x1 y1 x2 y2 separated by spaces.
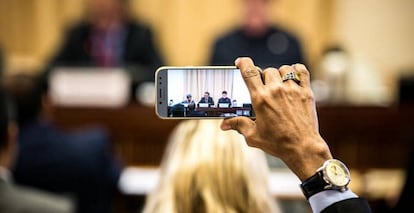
167 69 251 106
331 0 414 104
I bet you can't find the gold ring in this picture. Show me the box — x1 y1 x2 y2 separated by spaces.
282 72 300 84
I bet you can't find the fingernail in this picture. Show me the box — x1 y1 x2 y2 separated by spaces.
235 58 241 66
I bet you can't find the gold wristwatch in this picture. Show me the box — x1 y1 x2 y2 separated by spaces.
300 159 351 199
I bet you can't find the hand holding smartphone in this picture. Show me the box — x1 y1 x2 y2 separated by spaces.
155 66 255 119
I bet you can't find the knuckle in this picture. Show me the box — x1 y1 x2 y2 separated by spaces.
252 89 267 105
263 67 278 73
279 65 292 71
300 89 315 102
295 64 310 76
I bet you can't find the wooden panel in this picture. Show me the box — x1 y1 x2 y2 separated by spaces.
52 103 414 169
318 105 414 170
52 103 181 166
52 103 414 212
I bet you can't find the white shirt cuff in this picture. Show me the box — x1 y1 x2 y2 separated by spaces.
308 189 358 213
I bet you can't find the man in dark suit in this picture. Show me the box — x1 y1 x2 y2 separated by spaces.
209 0 304 69
48 0 164 81
181 94 196 115
218 90 232 107
0 85 74 213
5 74 123 213
198 91 214 107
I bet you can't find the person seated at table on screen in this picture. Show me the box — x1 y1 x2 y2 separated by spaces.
143 119 281 213
181 94 195 111
217 90 232 107
180 94 203 117
198 91 214 107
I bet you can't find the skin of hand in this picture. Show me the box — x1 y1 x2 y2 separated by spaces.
220 57 332 181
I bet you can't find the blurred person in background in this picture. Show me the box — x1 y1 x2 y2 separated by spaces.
47 0 164 80
143 119 282 213
209 0 305 69
3 74 123 213
0 85 74 213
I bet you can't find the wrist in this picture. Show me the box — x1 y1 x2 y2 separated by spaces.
283 137 332 181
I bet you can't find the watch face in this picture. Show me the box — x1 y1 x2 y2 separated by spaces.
323 159 350 187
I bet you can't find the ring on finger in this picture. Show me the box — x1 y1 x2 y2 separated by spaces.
282 72 300 84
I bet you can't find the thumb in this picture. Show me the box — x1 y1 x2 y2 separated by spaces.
220 117 255 136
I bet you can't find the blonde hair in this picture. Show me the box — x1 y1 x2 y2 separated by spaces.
143 120 281 213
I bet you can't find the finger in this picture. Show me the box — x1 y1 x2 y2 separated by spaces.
279 65 300 87
234 57 263 93
292 63 311 89
220 116 255 136
262 67 282 85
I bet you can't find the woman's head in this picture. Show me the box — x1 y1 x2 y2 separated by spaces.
144 119 280 213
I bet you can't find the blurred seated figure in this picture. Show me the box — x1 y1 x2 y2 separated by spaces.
170 94 205 117
170 103 185 117
143 119 281 213
4 74 123 213
209 0 304 68
181 94 199 116
0 85 74 213
47 0 164 82
181 94 195 112
198 91 214 107
217 90 232 107
232 99 238 107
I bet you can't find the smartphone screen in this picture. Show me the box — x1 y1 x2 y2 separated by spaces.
155 66 254 119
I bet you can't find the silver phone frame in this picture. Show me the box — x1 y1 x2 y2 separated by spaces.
155 66 255 119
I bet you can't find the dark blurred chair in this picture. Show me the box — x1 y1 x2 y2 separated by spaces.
398 73 414 105
171 103 185 117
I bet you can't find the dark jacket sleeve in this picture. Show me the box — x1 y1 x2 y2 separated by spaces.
50 23 93 67
123 23 165 75
209 97 214 105
321 198 372 213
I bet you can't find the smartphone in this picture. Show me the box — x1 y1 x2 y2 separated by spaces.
155 66 255 119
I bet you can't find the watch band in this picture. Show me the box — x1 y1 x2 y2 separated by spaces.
300 171 328 199
300 159 351 200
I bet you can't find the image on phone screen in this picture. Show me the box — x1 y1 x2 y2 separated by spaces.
156 66 254 119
